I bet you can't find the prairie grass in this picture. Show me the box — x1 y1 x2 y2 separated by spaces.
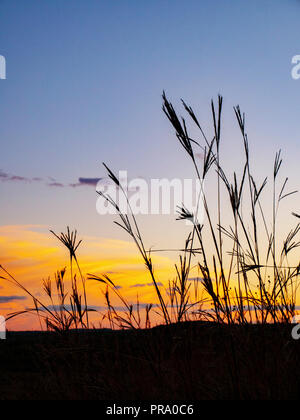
1 93 300 400
1 93 299 330
95 92 300 327
0 228 92 332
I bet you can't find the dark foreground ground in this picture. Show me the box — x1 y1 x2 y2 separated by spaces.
1 321 300 400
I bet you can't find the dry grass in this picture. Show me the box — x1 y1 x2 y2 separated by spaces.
1 93 300 400
95 92 300 327
1 92 300 331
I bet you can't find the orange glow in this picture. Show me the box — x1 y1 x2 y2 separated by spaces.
0 225 174 330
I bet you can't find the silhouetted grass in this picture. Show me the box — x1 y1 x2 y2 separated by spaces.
94 92 300 326
0 93 300 400
1 93 300 328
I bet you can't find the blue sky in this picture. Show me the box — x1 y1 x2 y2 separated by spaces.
0 0 300 244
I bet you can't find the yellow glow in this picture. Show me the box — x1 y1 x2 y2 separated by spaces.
0 225 174 330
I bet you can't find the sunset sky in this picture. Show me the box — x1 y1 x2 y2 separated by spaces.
1 0 300 329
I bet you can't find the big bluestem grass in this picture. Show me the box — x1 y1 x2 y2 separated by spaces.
0 228 94 332
162 93 300 324
96 93 300 326
1 93 299 329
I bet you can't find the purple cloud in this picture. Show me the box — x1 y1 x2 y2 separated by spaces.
0 169 110 190
48 182 65 188
0 295 26 304
70 177 104 188
0 171 9 180
79 177 103 186
0 170 30 183
130 282 163 288
0 170 44 184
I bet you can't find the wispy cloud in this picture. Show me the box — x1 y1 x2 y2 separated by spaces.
42 303 159 312
47 182 65 188
0 169 106 189
0 296 26 304
89 303 159 312
0 170 33 183
0 169 140 191
0 170 49 185
70 177 103 188
130 282 163 288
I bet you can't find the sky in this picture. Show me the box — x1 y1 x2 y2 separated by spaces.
1 0 300 329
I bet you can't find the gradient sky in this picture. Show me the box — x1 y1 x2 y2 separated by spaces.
1 0 300 329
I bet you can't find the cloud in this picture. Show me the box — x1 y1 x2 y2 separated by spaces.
130 283 147 288
79 177 103 186
130 282 163 288
47 182 65 188
70 177 105 188
89 303 159 312
8 175 28 182
0 171 8 180
0 170 45 184
42 303 158 312
0 296 26 304
188 277 204 282
0 170 31 183
71 176 144 192
0 169 110 190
